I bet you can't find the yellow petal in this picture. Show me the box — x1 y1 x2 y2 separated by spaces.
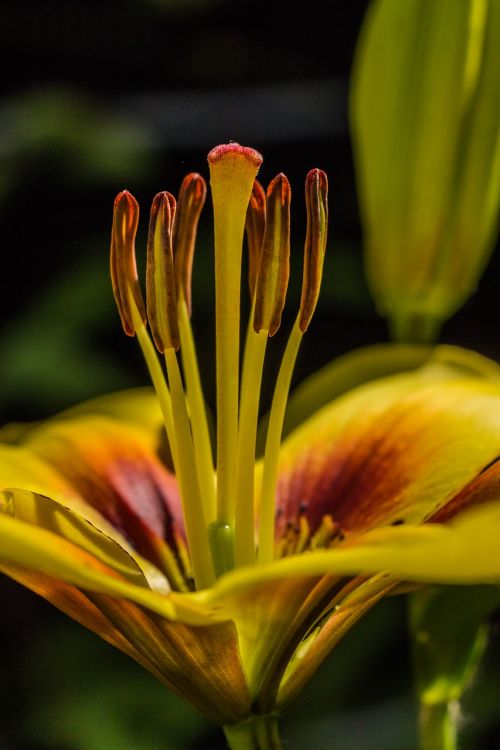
0 507 214 625
274 376 500 537
0 442 75 496
1 488 168 593
1 564 250 724
209 503 500 594
57 387 164 437
0 489 250 723
24 415 185 577
276 343 500 444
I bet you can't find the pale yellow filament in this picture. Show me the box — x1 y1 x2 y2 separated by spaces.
234 326 268 567
164 348 215 589
178 297 216 524
258 316 303 564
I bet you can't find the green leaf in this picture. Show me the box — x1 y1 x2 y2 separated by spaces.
409 585 500 705
409 585 500 750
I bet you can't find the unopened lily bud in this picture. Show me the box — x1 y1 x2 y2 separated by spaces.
110 190 147 336
172 173 207 316
146 192 180 352
253 173 291 336
351 0 500 342
299 169 329 332
245 179 266 299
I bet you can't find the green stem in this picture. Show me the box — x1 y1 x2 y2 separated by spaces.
419 701 459 750
223 715 282 750
389 311 442 345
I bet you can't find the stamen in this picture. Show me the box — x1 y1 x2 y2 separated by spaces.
134 318 178 469
207 143 262 536
296 515 310 553
274 514 340 558
164 347 215 589
234 325 267 566
240 180 266 400
177 300 217 524
173 173 207 316
258 169 329 564
111 149 329 591
258 318 303 564
173 174 216 524
299 169 329 332
310 515 339 549
253 173 291 336
245 179 266 299
110 190 146 335
146 192 180 353
234 174 291 567
111 191 178 477
147 190 214 587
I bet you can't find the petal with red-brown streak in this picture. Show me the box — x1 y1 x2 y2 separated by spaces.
25 416 186 579
1 568 250 723
275 376 500 541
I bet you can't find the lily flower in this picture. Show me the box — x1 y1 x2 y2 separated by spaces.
2 143 500 749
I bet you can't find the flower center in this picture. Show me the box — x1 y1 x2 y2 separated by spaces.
110 143 328 589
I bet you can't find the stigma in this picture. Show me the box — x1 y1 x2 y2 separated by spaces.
110 143 329 587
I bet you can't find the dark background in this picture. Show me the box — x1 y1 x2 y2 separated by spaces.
0 1 499 748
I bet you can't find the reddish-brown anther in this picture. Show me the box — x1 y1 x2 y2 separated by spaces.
110 190 147 336
299 169 329 332
146 192 180 352
244 180 266 299
253 173 291 336
172 173 207 317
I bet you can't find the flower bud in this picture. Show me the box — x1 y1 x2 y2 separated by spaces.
351 0 500 342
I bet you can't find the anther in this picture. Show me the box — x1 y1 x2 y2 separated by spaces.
172 173 207 316
146 191 180 353
245 179 266 299
299 169 329 332
253 173 291 336
110 190 147 335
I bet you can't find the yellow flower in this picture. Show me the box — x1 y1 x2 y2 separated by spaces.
2 144 500 749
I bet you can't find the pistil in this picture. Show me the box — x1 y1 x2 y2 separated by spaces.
207 144 263 536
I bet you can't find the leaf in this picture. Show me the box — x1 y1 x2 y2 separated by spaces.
409 585 500 705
